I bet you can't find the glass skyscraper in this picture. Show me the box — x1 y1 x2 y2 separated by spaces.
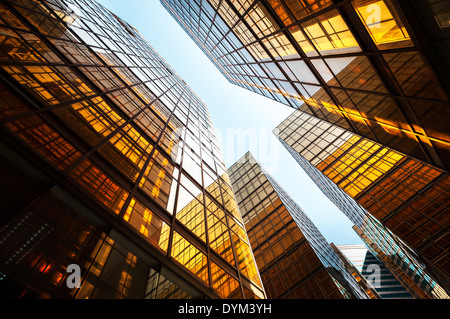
161 0 450 171
228 152 369 299
276 124 449 298
334 244 413 299
160 0 449 297
0 0 264 299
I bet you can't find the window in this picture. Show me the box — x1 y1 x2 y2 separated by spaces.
301 10 360 55
353 0 413 49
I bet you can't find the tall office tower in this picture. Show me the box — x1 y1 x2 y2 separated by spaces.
228 152 369 299
0 0 265 299
161 0 450 171
333 244 413 299
159 0 450 296
330 243 380 299
276 117 449 299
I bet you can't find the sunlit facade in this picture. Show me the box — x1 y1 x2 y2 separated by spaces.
276 112 449 298
228 152 369 299
161 0 450 171
0 0 264 299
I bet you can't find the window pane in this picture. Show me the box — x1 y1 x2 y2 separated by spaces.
171 231 209 284
301 10 361 55
353 0 413 49
123 198 170 251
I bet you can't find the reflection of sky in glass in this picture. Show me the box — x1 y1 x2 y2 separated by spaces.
336 245 368 273
96 0 366 246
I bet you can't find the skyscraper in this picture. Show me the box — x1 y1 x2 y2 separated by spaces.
228 152 369 299
161 0 450 171
276 118 449 298
333 244 413 299
160 0 449 297
0 0 264 299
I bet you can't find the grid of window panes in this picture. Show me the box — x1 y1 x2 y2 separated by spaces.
0 192 196 299
228 152 368 299
276 109 450 296
262 164 369 299
336 245 413 299
278 136 373 228
280 136 448 299
161 0 450 171
0 0 264 299
357 215 450 299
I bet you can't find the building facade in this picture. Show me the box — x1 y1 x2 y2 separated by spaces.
277 125 449 298
159 0 450 298
228 152 369 299
334 244 413 299
0 0 265 299
161 0 450 171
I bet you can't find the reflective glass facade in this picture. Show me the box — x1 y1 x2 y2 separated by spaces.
276 113 449 298
161 0 450 171
228 152 369 299
0 0 264 299
354 215 449 299
334 244 412 299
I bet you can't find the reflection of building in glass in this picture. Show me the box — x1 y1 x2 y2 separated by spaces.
276 126 449 299
330 243 380 299
0 0 264 299
333 244 412 299
228 152 369 299
161 0 450 171
354 215 449 299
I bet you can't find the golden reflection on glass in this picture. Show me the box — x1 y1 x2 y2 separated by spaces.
0 28 51 63
228 216 248 243
262 32 298 59
77 238 115 299
317 136 404 198
232 234 262 288
408 99 450 148
1 65 85 105
211 262 241 298
289 25 318 56
246 41 271 60
0 4 29 30
76 237 149 299
175 189 207 242
78 96 124 132
5 114 82 170
284 0 334 20
221 179 244 221
139 150 177 211
123 197 170 252
13 2 68 38
301 10 361 55
325 56 387 93
207 203 235 261
69 159 129 214
353 0 413 49
267 0 294 26
171 231 209 284
383 51 446 100
359 159 444 221
97 124 153 182
203 174 223 208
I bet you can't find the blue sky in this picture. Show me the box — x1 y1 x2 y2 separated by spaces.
96 0 364 246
